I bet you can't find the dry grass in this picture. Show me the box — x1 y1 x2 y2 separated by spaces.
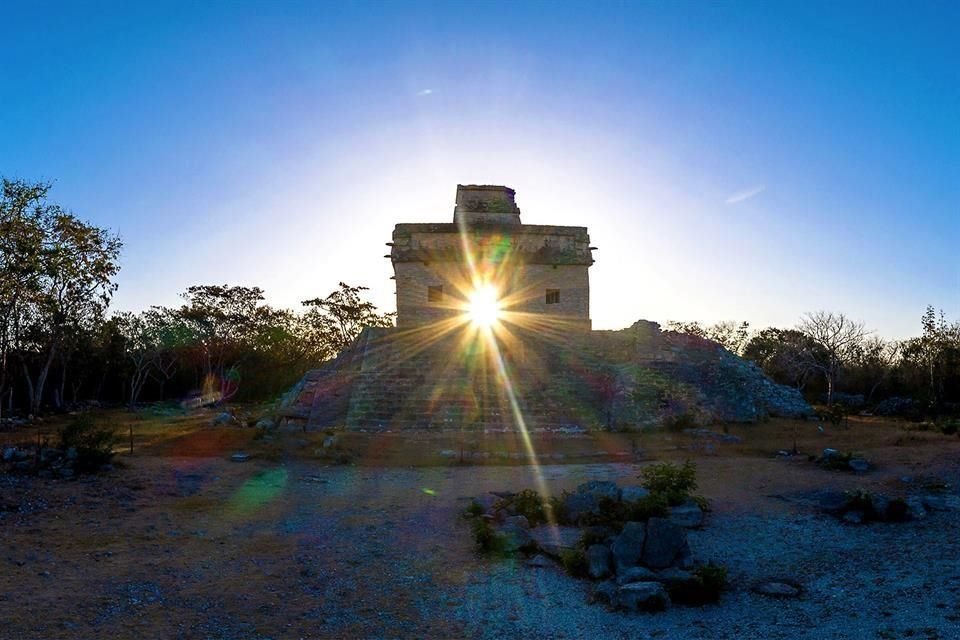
2 408 959 638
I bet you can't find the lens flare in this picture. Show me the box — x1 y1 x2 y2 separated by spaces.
467 285 501 328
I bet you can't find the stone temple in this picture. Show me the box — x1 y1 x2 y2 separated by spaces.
279 185 812 431
391 185 593 331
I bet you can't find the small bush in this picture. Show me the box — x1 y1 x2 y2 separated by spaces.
548 491 571 525
470 517 507 554
843 488 875 518
560 548 588 577
938 419 960 436
59 415 118 473
464 500 484 518
667 562 728 605
819 451 855 471
885 498 910 522
509 489 549 526
640 460 699 506
695 563 728 602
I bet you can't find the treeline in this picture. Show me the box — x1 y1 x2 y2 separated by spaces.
4 178 957 419
667 308 960 416
0 179 392 418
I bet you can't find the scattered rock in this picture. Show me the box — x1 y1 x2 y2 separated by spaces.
323 436 339 449
255 417 275 430
526 554 554 568
620 485 650 504
439 449 456 458
611 521 646 572
615 581 671 612
848 458 870 473
2 447 15 462
592 580 618 605
822 448 840 459
668 499 705 528
499 516 531 552
230 452 250 462
904 496 927 520
617 566 661 585
528 525 581 557
642 518 689 569
921 494 960 512
843 510 865 525
586 544 612 579
753 579 802 598
657 567 697 589
212 412 237 427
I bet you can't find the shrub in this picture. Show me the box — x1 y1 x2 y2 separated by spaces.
548 491 571 525
640 460 699 506
695 563 728 602
469 517 507 554
667 562 728 605
509 489 549 526
464 500 484 518
843 488 875 518
59 414 118 473
938 419 960 436
559 548 588 577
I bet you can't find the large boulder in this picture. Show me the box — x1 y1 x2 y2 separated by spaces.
668 499 705 528
500 515 531 552
611 521 646 572
615 581 671 612
565 481 620 522
620 485 650 504
586 544 612 580
617 566 661 585
528 525 581 557
642 518 689 569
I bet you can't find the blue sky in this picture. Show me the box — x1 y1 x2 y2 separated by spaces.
2 1 957 338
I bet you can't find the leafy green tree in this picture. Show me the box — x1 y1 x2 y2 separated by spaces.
2 181 122 413
301 282 395 358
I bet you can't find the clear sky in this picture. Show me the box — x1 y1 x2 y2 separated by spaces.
2 1 957 339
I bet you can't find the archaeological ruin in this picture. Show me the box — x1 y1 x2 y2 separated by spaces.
279 185 812 431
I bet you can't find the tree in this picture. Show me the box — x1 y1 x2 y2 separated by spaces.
743 327 822 390
666 320 751 355
2 182 122 413
301 283 395 358
798 311 868 404
851 336 900 403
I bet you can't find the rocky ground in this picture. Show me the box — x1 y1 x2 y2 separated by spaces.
2 416 960 639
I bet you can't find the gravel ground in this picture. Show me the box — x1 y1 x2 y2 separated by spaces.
3 457 960 639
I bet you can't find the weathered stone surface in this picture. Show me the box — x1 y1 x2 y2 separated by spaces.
611 521 646 572
642 518 688 569
528 525 581 557
615 581 671 612
592 580 618 605
499 516 531 552
586 544 612 580
617 566 661 585
848 458 870 473
564 492 598 523
526 554 554 568
657 568 697 589
213 412 237 426
668 499 704 528
921 494 960 512
904 496 927 520
753 579 801 598
577 481 620 502
620 485 650 504
843 510 865 525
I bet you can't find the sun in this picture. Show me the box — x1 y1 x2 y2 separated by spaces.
467 284 502 328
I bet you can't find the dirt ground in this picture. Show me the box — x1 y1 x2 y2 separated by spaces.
2 411 960 639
